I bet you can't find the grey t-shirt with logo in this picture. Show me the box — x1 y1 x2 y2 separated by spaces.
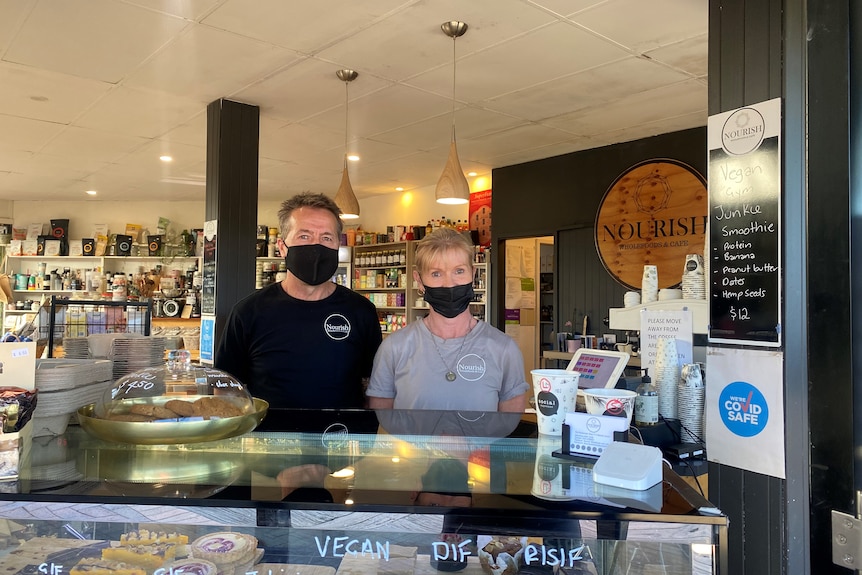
368 319 529 410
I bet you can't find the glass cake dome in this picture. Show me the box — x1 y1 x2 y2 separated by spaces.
78 351 267 444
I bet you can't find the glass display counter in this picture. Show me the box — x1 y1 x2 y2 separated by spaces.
0 409 726 574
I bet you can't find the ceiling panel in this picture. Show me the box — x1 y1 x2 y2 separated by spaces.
4 0 188 83
0 62 112 124
573 0 707 53
124 0 223 21
0 148 34 172
125 24 300 102
645 34 709 77
201 0 409 52
302 84 452 138
482 56 692 122
0 0 35 54
370 107 526 151
0 0 708 202
234 58 389 124
40 126 150 163
314 0 556 83
405 22 633 102
74 86 206 139
549 80 707 136
0 114 66 152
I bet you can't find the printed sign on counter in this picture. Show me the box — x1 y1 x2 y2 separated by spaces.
707 98 782 346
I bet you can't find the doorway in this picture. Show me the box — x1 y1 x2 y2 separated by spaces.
502 236 554 381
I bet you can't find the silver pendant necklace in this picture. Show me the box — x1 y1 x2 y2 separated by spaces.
427 319 471 382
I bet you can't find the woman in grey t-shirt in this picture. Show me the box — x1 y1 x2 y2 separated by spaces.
367 228 528 411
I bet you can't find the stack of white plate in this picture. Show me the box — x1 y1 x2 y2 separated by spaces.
88 333 143 359
32 359 114 437
62 337 90 359
29 435 83 491
110 337 166 380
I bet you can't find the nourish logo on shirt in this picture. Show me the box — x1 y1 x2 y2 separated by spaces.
457 353 486 381
324 314 351 340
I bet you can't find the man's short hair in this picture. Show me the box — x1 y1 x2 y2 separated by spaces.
278 192 344 238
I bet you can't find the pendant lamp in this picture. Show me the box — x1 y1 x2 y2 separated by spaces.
334 69 360 219
436 21 470 205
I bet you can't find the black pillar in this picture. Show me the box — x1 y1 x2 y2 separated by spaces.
205 98 259 348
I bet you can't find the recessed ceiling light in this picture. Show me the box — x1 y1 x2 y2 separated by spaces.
159 155 173 162
467 171 477 177
85 190 97 196
395 187 404 191
347 154 360 162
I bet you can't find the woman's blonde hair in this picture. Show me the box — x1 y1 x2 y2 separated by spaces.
413 227 474 275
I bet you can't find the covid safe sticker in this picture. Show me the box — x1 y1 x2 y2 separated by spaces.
718 381 768 437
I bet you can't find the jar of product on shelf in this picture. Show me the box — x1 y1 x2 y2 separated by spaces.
112 274 127 301
268 227 278 257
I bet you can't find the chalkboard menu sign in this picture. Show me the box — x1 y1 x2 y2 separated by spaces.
202 219 217 316
707 98 782 346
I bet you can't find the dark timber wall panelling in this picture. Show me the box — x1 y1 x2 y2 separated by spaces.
557 227 627 343
491 128 707 343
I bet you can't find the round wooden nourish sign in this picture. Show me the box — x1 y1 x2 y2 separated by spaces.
595 159 708 290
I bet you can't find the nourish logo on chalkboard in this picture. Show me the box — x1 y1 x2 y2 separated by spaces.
721 108 766 156
595 159 708 290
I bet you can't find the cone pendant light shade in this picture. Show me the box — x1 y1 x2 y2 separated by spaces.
436 21 470 205
335 69 360 219
436 138 470 204
335 157 360 218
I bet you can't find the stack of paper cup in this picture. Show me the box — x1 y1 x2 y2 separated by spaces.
624 291 641 308
678 363 705 443
658 288 682 301
642 265 659 304
653 337 679 419
681 253 706 299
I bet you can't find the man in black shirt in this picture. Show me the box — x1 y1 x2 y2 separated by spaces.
215 193 381 409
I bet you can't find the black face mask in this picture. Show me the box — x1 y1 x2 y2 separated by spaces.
422 282 475 318
284 244 339 286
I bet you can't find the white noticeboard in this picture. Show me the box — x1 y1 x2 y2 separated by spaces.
639 309 693 375
706 347 785 478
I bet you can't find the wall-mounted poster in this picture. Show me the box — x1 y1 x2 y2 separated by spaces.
706 347 785 478
469 189 492 247
707 98 782 346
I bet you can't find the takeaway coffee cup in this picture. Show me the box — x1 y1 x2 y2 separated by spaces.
531 435 575 501
582 388 637 426
531 369 580 436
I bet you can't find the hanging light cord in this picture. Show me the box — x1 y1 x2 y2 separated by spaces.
344 79 350 168
450 33 457 142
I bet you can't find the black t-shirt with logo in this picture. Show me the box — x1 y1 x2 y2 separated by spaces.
215 283 382 409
